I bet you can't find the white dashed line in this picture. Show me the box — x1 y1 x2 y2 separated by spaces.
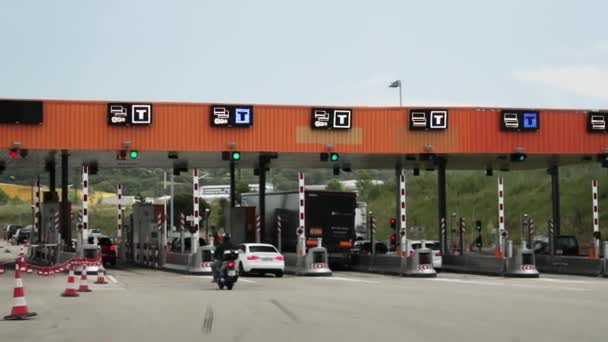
316 276 381 284
107 275 118 284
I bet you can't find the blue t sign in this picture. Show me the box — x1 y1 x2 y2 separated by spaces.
234 108 251 125
523 112 538 129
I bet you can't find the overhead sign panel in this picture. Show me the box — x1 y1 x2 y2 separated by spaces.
408 109 448 130
107 103 153 126
311 108 352 129
500 110 539 131
210 105 253 127
0 100 43 124
588 112 608 133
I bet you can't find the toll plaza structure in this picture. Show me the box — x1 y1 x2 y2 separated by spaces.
0 99 607 276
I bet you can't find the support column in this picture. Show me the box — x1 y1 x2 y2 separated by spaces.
592 180 600 257
437 158 448 255
549 166 561 237
170 173 175 233
48 160 56 193
230 161 236 208
258 157 267 243
60 151 70 249
117 184 125 261
498 176 506 257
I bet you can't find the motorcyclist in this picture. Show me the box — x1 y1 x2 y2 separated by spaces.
212 233 237 282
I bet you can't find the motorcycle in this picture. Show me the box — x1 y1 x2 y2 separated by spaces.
217 250 239 290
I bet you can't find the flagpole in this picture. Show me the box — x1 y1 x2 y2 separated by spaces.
399 83 403 107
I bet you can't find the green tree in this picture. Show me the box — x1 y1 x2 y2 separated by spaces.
326 179 345 191
0 188 9 205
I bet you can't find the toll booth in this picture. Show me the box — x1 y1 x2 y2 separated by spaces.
131 204 164 267
504 243 539 277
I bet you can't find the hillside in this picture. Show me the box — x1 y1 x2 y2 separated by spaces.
0 163 606 245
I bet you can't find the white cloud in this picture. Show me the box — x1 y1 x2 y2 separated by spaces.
514 65 608 100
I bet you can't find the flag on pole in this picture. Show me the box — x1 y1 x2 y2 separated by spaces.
389 80 401 88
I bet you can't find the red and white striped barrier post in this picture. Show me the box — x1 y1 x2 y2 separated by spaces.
117 184 123 240
255 215 261 243
592 180 600 259
3 268 37 320
82 164 89 241
297 172 306 256
155 212 163 268
180 212 187 252
497 176 505 258
53 209 60 243
399 172 407 255
33 177 40 244
192 169 200 254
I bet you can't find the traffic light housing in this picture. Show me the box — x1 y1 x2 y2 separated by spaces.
390 218 397 230
510 153 527 162
475 220 482 232
598 154 608 168
129 150 139 159
320 153 339 162
222 151 241 161
475 236 482 249
117 150 139 160
389 233 397 250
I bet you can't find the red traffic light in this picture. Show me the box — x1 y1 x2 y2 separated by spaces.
390 218 396 225
390 234 397 242
8 149 18 159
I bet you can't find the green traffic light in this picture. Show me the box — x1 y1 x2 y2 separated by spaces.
130 150 139 159
232 152 241 161
330 153 339 162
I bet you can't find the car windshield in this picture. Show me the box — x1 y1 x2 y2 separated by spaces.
425 242 440 250
411 243 422 250
249 246 278 253
98 238 112 246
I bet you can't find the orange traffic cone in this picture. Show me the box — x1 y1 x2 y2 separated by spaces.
0 263 4 275
94 266 108 285
61 266 80 297
78 266 92 292
3 268 37 320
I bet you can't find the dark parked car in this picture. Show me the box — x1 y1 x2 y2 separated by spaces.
533 235 579 256
352 240 388 255
15 226 32 244
170 237 207 253
4 224 22 241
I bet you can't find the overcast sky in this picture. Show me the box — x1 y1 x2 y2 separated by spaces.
0 0 606 109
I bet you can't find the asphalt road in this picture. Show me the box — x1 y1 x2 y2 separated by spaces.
1 267 606 342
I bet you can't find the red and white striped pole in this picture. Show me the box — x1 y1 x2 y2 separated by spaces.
82 164 89 241
33 177 40 244
399 172 407 255
192 169 200 254
53 209 60 243
297 172 306 256
180 212 186 231
117 184 123 239
497 176 505 257
592 180 600 258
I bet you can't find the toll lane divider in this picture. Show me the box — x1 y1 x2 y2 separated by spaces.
344 253 438 277
535 255 603 277
441 255 505 276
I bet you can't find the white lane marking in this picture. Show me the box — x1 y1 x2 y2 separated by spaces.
315 276 381 284
107 275 118 284
536 278 596 285
432 277 588 291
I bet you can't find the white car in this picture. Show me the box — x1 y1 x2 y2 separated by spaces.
237 243 284 277
406 240 442 270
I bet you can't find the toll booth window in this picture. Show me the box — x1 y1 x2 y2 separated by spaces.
313 251 324 263
418 252 432 265
522 253 533 265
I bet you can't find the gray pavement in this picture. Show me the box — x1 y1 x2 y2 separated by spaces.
1 267 607 342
